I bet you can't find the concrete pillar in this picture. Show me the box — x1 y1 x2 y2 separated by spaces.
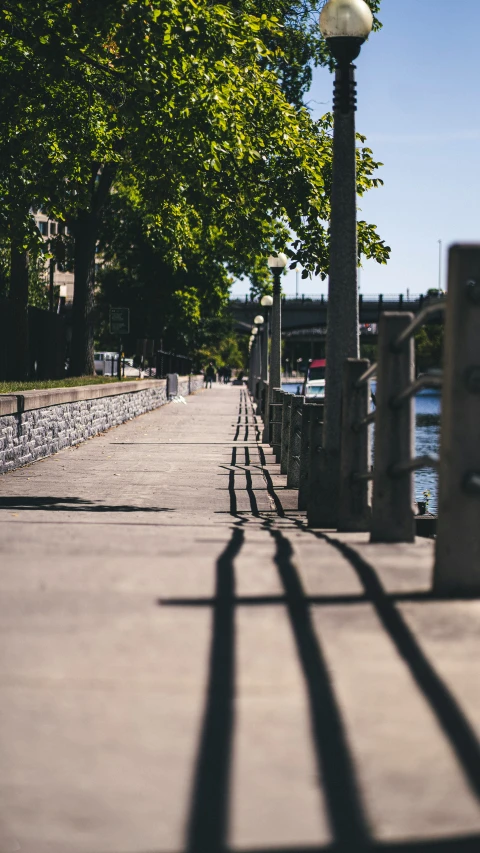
338 359 372 532
434 245 480 594
280 394 292 474
306 403 325 527
299 402 323 511
287 395 304 489
270 388 283 462
370 313 415 543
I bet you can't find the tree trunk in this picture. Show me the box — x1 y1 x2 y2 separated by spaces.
70 210 98 376
9 241 30 380
69 163 116 377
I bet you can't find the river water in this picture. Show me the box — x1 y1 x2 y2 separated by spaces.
281 383 441 513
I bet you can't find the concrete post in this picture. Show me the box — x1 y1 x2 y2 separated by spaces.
287 395 304 489
434 245 480 594
280 394 292 475
338 359 372 532
270 388 283 462
299 402 323 511
306 403 325 527
370 313 415 543
320 60 360 528
263 382 271 444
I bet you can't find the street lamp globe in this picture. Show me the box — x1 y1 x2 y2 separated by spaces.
320 0 373 40
268 253 288 269
251 326 258 335
260 294 273 307
253 314 264 325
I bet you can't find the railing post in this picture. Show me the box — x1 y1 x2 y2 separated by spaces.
287 395 304 489
280 394 292 474
298 402 323 511
338 359 372 532
262 382 270 443
434 245 480 594
306 403 325 527
370 313 415 543
270 388 283 462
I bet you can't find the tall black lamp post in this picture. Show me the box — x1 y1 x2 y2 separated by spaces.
260 294 273 384
253 314 265 380
268 253 288 395
314 0 373 526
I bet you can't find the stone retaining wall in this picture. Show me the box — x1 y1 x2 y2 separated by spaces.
0 375 203 475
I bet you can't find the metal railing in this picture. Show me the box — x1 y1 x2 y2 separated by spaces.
339 305 445 540
249 245 480 596
155 350 192 379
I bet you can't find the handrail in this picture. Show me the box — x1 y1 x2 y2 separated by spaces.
340 304 446 540
390 453 440 477
355 361 378 388
250 246 479 594
390 371 443 408
352 409 376 432
392 301 446 351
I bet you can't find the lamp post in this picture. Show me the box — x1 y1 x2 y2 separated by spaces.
253 314 265 382
316 0 373 526
260 294 273 385
268 254 288 395
249 326 259 393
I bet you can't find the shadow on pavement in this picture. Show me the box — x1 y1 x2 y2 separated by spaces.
159 388 480 853
185 526 244 853
0 496 174 512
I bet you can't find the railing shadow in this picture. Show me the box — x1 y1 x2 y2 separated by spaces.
160 388 480 853
0 496 173 512
304 528 480 803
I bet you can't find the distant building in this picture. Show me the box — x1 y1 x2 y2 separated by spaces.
33 211 74 303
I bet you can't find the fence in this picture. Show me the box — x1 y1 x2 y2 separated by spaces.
249 244 480 596
0 299 66 381
155 350 192 379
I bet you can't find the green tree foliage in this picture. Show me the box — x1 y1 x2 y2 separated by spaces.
0 0 387 377
415 324 444 374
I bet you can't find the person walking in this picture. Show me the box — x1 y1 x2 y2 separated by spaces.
205 362 215 389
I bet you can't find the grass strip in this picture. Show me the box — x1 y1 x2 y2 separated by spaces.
0 376 154 394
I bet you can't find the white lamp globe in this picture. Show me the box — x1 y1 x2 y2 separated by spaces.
251 327 258 335
260 294 274 307
320 0 373 40
253 314 264 325
268 253 288 269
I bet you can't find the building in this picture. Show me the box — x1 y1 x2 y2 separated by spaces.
33 211 75 303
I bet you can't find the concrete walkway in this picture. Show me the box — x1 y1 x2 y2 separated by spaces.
1 383 480 853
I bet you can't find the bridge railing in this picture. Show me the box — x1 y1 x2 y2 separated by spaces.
232 292 429 304
249 245 480 596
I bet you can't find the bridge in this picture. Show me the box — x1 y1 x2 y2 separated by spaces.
231 293 445 364
230 293 444 332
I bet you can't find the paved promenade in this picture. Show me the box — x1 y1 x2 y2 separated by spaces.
1 384 480 852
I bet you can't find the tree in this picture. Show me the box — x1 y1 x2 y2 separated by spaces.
0 0 388 376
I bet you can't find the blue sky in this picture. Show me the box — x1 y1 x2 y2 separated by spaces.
232 0 480 297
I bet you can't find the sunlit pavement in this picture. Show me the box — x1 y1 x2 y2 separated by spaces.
0 383 479 852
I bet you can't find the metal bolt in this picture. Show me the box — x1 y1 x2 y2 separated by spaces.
466 279 480 305
463 472 480 494
465 366 480 394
